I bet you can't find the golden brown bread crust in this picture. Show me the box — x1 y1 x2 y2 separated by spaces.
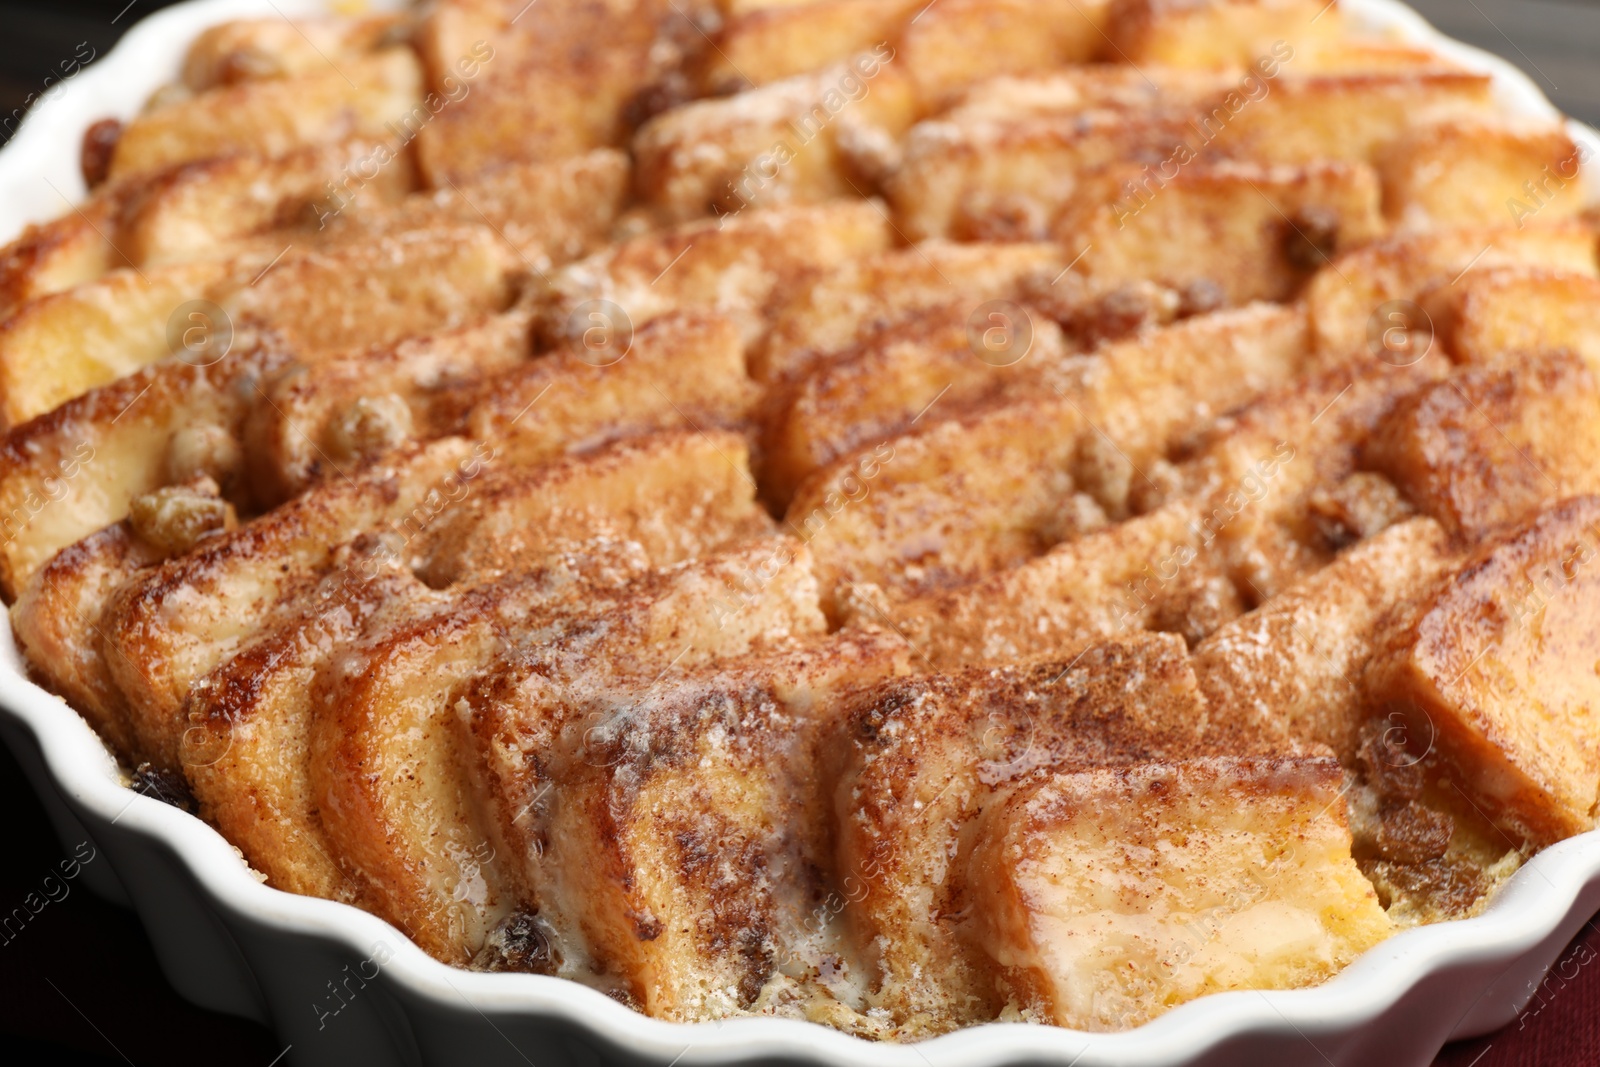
540 200 894 347
180 14 406 90
1305 222 1600 358
182 544 422 904
102 439 481 769
243 307 536 504
325 149 631 272
222 224 519 353
0 259 242 428
753 241 1068 384
1420 267 1600 370
411 0 680 186
466 311 760 465
245 307 757 505
412 429 773 587
882 500 1241 668
0 189 130 322
967 754 1392 1032
888 65 1492 243
526 629 912 1019
760 298 1073 504
896 0 1110 103
117 138 419 267
790 396 1086 611
10 522 162 754
308 545 652 962
1105 0 1337 69
1056 160 1386 303
1366 351 1600 540
1065 300 1314 514
109 48 424 181
0 344 284 599
1366 496 1600 847
833 635 1253 1035
701 0 923 93
1378 120 1587 229
1193 516 1452 759
455 538 891 1007
4 0 1600 1039
1176 350 1449 600
633 58 918 221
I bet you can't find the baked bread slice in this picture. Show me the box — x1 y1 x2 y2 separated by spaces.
1 0 1597 1042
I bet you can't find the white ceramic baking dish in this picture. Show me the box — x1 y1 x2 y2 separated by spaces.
1 2 1597 1064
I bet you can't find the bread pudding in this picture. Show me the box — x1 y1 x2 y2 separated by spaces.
1 0 1597 1041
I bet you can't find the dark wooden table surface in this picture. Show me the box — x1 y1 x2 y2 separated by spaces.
1 1 1598 1064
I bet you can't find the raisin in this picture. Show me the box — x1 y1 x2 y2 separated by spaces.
1355 717 1426 801
471 910 560 974
131 762 197 814
1177 278 1226 318
1373 800 1453 864
80 118 123 189
1285 205 1342 271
